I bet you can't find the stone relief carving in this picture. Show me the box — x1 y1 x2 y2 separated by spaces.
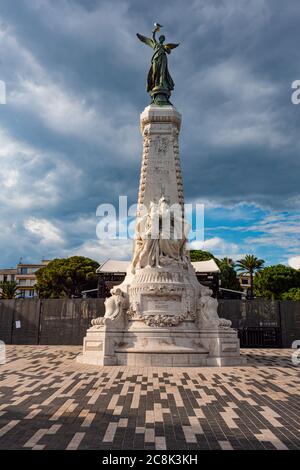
198 285 232 330
127 281 197 327
91 287 128 329
154 135 169 155
131 196 189 273
136 312 188 327
128 301 191 327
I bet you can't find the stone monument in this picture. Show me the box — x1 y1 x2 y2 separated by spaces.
77 24 246 367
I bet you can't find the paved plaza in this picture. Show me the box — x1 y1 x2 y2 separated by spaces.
0 345 299 450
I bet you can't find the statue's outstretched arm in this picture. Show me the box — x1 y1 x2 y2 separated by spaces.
136 33 155 49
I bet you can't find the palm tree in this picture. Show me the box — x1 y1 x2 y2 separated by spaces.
0 281 19 299
219 257 234 266
235 255 265 299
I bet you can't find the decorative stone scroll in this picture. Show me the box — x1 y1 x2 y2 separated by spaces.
91 287 128 329
198 285 232 330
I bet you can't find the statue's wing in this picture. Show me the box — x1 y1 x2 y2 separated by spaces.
136 33 154 48
165 43 180 51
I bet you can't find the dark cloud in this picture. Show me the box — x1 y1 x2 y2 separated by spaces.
0 0 300 265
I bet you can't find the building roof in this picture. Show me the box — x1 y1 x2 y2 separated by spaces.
97 258 220 274
17 263 46 268
0 268 17 274
219 287 246 296
191 259 220 273
17 260 50 268
97 260 131 273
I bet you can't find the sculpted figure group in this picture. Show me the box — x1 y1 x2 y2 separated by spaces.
132 197 189 273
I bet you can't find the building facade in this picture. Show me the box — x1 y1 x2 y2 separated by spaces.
238 273 251 296
0 268 17 284
16 261 50 298
0 269 17 297
0 261 50 299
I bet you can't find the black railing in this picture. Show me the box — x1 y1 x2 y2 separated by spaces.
0 299 299 347
238 327 282 348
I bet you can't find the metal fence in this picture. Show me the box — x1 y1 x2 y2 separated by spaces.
218 299 300 347
0 299 104 346
0 298 299 347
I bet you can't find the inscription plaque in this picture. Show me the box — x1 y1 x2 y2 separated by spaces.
143 295 181 315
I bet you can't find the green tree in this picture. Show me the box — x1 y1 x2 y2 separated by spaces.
219 257 234 266
254 265 300 300
35 256 99 299
189 251 240 292
189 250 216 262
218 259 240 291
236 255 265 299
281 288 300 301
0 281 19 299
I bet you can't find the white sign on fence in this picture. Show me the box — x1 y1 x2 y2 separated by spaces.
0 340 5 364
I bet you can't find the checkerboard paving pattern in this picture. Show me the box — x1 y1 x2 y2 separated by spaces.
0 346 299 450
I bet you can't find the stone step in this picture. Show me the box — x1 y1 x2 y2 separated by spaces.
115 351 209 366
115 346 208 354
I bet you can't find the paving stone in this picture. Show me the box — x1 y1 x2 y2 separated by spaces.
0 346 299 450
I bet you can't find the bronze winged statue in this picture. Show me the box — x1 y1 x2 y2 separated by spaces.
137 24 179 105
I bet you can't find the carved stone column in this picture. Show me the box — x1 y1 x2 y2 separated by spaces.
77 104 246 367
137 105 184 214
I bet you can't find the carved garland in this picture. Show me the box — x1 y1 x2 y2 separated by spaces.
128 308 196 327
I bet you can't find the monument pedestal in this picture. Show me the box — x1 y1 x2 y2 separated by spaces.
77 323 245 366
77 104 246 367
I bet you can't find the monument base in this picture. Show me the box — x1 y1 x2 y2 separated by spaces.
76 322 246 367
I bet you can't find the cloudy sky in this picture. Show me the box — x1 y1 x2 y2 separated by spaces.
0 0 300 268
